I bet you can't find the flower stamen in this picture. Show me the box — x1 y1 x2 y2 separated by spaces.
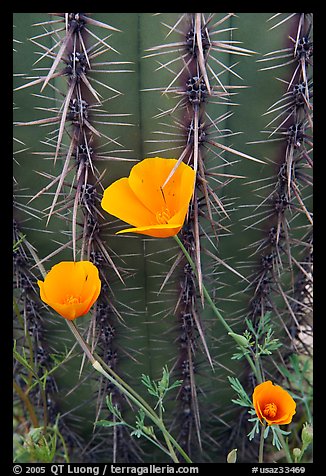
263 402 277 418
156 207 171 225
64 295 81 305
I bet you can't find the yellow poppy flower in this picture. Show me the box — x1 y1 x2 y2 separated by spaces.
252 380 296 426
37 261 101 320
101 157 195 238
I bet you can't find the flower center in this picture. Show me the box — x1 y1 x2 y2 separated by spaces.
64 294 81 305
156 207 171 224
263 402 277 418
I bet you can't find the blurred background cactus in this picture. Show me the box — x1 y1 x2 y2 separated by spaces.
13 13 313 463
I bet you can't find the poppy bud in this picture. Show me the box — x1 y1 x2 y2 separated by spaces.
227 448 237 463
301 423 313 447
228 332 250 348
293 448 301 460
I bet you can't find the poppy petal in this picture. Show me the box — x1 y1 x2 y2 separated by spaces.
47 299 90 320
38 261 89 301
38 279 48 304
116 223 184 238
101 177 156 227
164 160 195 212
79 261 101 302
39 282 99 320
128 158 195 216
168 203 191 226
128 158 175 215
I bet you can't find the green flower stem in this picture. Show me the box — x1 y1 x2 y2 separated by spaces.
259 422 266 463
13 380 39 428
277 431 292 463
173 235 233 334
66 319 96 365
13 339 49 428
117 419 172 457
242 348 262 384
158 400 179 464
14 298 35 387
174 234 261 382
65 320 192 464
253 352 264 385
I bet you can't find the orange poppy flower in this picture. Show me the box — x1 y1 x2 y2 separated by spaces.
101 157 195 238
37 261 101 320
252 380 296 426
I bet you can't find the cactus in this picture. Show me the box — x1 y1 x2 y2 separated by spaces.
13 13 313 463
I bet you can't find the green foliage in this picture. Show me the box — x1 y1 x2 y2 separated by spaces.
141 366 183 411
246 410 291 452
267 426 291 452
228 376 253 408
13 418 69 463
13 233 26 252
13 338 70 394
231 312 282 361
96 370 183 459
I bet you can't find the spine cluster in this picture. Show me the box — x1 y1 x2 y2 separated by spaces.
14 13 134 462
248 13 313 349
231 13 313 459
144 13 255 458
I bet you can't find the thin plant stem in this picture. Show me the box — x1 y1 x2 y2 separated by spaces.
246 350 262 384
14 298 35 387
174 234 261 382
252 351 264 384
13 340 49 429
13 380 40 428
66 319 96 364
65 320 192 463
158 400 179 463
173 235 233 334
115 418 172 457
278 431 293 463
259 422 266 463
